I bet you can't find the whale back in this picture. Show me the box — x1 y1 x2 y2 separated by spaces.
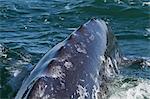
15 19 120 99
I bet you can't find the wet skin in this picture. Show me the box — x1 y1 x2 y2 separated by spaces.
15 19 120 99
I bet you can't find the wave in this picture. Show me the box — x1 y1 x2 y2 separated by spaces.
108 77 150 99
116 33 150 40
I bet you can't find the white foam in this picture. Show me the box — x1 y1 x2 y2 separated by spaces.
109 78 150 99
0 44 7 58
65 5 70 10
67 28 76 31
142 2 150 6
13 69 21 77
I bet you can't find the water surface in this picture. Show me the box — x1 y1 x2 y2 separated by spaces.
0 0 150 99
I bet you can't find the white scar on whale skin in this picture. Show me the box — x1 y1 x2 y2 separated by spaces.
80 42 86 48
58 54 71 62
77 85 89 99
64 61 73 70
75 44 87 54
99 56 106 63
89 34 95 41
92 85 100 99
86 38 90 43
33 81 51 99
80 61 84 64
48 66 65 79
105 57 116 77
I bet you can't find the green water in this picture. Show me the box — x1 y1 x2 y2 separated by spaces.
0 0 150 99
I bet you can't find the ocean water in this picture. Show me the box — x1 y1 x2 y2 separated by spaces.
0 0 150 99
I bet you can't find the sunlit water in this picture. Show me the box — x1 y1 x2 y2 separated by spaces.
0 0 150 99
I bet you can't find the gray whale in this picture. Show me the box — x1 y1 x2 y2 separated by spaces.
15 18 122 99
